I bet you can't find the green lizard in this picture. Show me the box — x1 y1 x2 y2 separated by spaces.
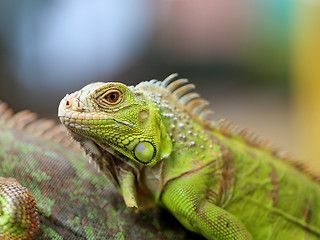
0 101 194 239
58 73 320 240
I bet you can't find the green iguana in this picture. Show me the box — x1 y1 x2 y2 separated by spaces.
57 73 320 240
0 101 196 239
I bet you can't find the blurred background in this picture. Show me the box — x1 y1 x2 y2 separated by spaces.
0 0 319 170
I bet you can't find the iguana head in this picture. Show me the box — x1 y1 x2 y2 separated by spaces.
58 82 172 167
58 74 216 208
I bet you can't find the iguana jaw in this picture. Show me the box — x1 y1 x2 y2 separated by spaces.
67 129 142 208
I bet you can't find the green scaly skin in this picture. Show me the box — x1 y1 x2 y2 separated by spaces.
58 74 320 240
0 102 196 239
0 177 39 240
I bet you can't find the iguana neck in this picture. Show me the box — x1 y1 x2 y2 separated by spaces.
137 81 216 159
137 82 234 207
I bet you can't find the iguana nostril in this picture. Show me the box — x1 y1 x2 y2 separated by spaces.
63 98 74 109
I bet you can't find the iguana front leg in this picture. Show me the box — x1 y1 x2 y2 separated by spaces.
161 173 252 240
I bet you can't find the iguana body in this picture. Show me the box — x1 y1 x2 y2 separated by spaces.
58 74 320 240
0 102 195 239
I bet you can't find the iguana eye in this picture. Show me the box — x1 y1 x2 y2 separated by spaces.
102 90 122 105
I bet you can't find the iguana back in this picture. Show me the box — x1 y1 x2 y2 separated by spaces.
212 129 320 239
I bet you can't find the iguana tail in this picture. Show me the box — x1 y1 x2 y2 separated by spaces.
0 177 40 240
0 102 40 239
